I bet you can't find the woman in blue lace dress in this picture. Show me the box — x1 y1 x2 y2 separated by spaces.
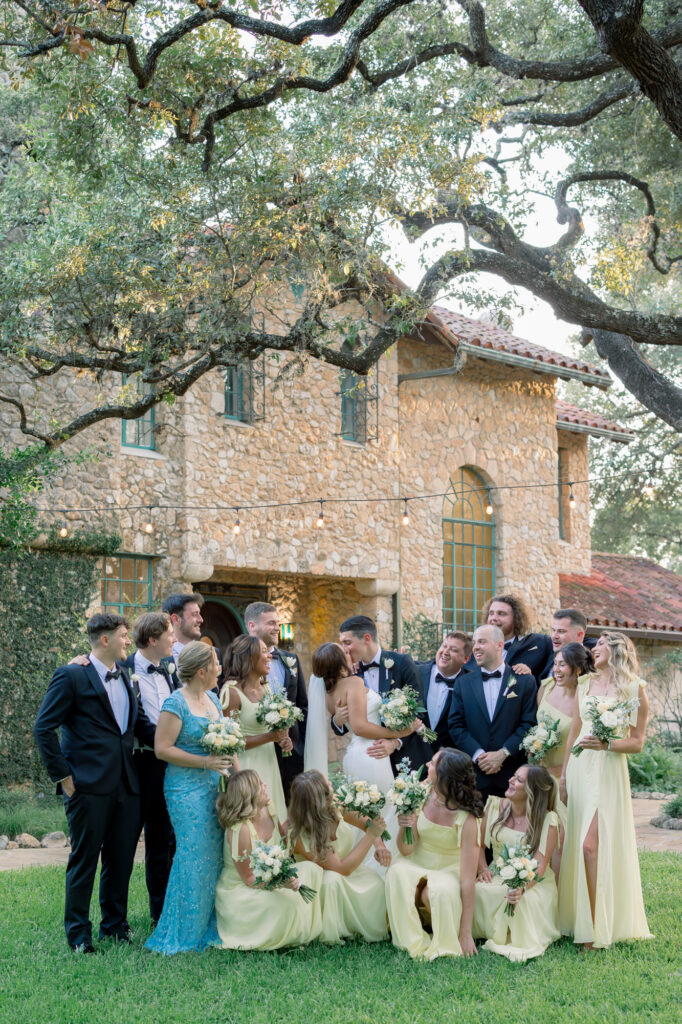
146 641 237 955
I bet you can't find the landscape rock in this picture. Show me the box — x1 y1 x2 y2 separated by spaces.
15 833 41 849
651 814 682 830
40 831 68 848
0 835 9 850
6 841 17 849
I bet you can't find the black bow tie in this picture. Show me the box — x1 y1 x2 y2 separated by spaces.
360 661 380 671
481 670 502 682
104 669 120 682
147 664 165 675
504 640 513 650
434 673 455 686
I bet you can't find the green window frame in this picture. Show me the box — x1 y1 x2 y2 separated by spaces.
121 374 155 450
224 357 265 423
339 354 378 444
101 555 154 616
442 467 496 633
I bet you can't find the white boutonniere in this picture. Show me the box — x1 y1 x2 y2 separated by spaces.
503 679 517 698
383 658 395 670
284 656 297 673
167 662 176 675
130 673 140 684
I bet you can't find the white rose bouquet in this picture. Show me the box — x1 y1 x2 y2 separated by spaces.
521 712 562 764
491 839 541 916
332 775 391 841
248 839 317 903
380 685 437 744
200 714 245 789
387 758 430 845
255 685 304 757
570 696 639 757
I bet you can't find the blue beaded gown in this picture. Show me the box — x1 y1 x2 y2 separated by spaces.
145 689 223 955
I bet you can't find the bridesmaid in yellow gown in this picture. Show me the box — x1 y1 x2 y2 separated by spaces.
385 749 481 960
220 634 290 823
538 643 595 777
473 765 560 961
214 769 322 950
288 770 390 944
559 632 652 949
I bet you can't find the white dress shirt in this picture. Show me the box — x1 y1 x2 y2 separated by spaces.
361 646 382 693
427 664 459 728
473 662 507 763
134 650 172 726
89 653 129 734
501 637 517 663
267 648 286 695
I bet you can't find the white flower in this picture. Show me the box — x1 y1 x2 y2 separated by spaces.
519 869 529 879
535 726 549 740
500 865 517 880
600 710 618 729
383 658 394 669
285 657 297 671
495 857 504 868
265 711 281 725
167 662 176 674
130 673 140 684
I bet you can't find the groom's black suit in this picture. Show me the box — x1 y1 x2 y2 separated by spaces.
269 647 308 802
447 665 537 797
34 661 155 948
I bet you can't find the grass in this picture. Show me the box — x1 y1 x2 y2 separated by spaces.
0 852 680 1024
0 786 66 839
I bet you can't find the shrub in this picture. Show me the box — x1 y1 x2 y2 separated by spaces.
628 740 682 793
402 613 442 662
662 793 682 819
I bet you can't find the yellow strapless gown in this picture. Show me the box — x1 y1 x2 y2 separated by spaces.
473 795 560 961
558 676 652 947
214 810 322 950
298 820 388 943
220 686 287 822
385 809 472 960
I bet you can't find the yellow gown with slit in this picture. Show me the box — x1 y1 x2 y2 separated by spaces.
473 795 560 961
214 807 323 950
385 809 473 961
297 820 388 943
558 676 652 947
220 686 287 822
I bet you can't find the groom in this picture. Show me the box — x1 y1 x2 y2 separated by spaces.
336 614 429 772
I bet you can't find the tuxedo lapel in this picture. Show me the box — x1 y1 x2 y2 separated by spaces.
378 660 390 695
471 672 490 722
422 661 436 703
119 666 136 729
85 663 120 728
491 668 515 724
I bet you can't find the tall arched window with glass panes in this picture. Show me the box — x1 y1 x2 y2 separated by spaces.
442 467 496 633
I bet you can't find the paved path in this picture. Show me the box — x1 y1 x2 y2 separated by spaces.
1 799 680 872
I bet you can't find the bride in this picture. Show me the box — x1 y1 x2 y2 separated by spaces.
304 642 422 818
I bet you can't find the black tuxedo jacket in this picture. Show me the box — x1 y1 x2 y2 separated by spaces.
123 653 180 695
271 648 307 756
447 665 537 794
34 662 156 795
417 660 470 752
504 633 554 686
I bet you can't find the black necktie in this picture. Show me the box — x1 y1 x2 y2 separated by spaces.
105 669 120 682
361 661 380 671
434 673 455 687
481 670 501 682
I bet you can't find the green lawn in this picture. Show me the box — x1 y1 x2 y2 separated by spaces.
0 853 680 1024
0 787 66 839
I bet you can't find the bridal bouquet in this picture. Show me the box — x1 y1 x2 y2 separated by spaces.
255 685 304 757
521 712 562 764
380 686 437 744
387 758 429 845
491 839 541 916
200 715 245 789
249 839 317 903
570 695 639 757
333 775 391 841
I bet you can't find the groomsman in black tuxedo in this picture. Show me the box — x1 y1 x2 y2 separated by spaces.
337 614 428 772
484 594 554 686
417 632 472 753
244 601 307 802
163 592 223 690
448 624 537 798
34 614 155 952
546 607 593 678
124 612 178 925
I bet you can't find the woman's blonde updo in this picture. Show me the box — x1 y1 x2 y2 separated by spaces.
177 640 216 684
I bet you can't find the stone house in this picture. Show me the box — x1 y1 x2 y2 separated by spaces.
8 275 678 681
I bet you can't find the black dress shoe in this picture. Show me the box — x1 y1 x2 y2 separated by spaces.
71 942 96 954
100 925 133 944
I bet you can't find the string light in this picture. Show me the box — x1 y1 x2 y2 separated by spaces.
316 501 325 528
643 479 655 499
144 506 154 534
59 519 68 538
485 500 494 516
401 499 409 526
568 483 576 510
233 508 241 535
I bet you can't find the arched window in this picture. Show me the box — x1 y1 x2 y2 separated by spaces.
442 467 495 632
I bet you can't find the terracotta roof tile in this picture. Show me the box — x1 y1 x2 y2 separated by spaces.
555 399 634 441
560 553 682 633
429 307 611 384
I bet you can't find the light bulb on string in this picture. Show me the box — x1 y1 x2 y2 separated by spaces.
59 518 68 538
401 499 409 526
568 483 576 510
316 501 325 528
144 506 154 534
233 508 241 535
485 499 494 516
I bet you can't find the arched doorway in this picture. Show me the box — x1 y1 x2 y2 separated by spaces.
201 599 244 651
